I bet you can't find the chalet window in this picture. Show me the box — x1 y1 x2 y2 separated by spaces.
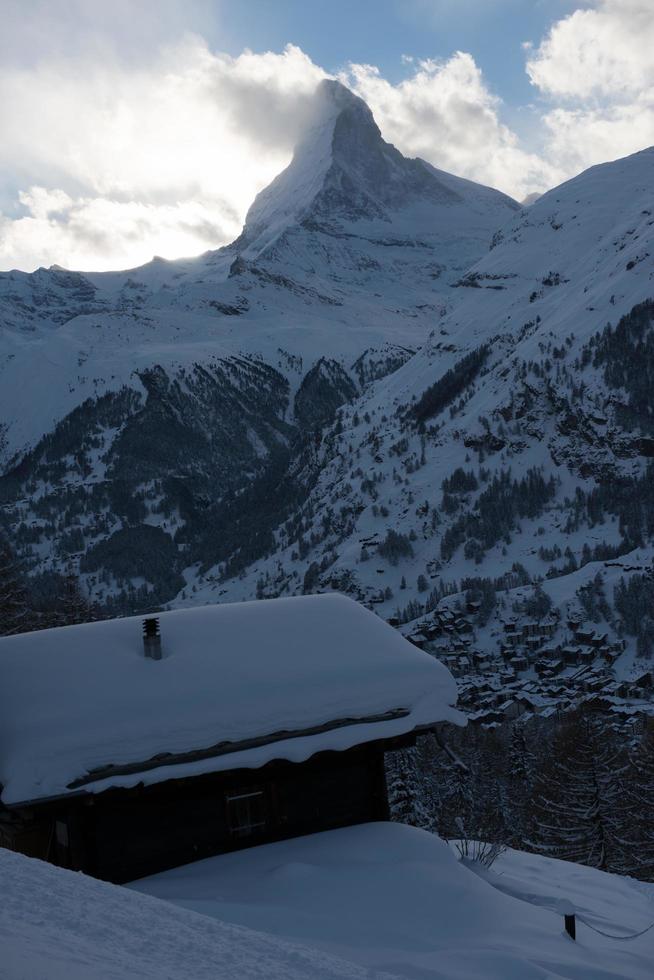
225 787 267 838
55 820 69 848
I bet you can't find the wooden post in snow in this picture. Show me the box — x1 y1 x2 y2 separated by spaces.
557 899 576 941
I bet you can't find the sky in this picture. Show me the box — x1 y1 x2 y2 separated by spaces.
1 0 653 272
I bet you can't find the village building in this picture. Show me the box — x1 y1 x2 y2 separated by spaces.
407 630 429 650
574 628 595 646
633 670 654 691
539 643 561 661
562 645 582 666
539 619 558 638
578 645 596 665
0 594 460 884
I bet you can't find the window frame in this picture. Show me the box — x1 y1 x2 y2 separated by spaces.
225 786 268 839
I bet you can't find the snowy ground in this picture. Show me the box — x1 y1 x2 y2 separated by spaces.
4 822 653 979
482 845 654 941
132 822 654 980
0 846 392 980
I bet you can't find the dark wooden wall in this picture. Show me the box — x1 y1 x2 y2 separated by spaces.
3 743 392 884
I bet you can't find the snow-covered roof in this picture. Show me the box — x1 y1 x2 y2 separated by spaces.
0 594 460 806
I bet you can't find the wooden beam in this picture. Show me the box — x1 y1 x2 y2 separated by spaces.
67 707 411 790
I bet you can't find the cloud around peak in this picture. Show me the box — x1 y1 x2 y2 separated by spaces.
1 2 654 272
0 40 325 271
341 52 561 201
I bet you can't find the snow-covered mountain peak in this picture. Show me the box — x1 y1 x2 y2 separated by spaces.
239 78 386 254
239 79 512 259
313 77 375 130
238 81 347 253
0 77 524 613
412 141 654 366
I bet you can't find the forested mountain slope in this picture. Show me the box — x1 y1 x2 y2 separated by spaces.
0 80 517 612
200 146 654 668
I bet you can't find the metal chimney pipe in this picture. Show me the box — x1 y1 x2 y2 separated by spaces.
143 617 162 660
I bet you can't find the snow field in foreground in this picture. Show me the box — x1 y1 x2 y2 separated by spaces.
4 821 654 979
132 821 654 980
0 845 391 980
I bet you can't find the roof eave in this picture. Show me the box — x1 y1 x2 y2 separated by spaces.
1 714 456 810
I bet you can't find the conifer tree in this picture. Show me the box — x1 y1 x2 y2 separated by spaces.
386 747 433 830
436 749 473 839
44 568 94 628
466 728 511 846
506 723 538 843
530 712 632 872
0 537 28 636
623 729 654 880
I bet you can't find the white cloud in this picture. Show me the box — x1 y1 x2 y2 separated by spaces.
1 38 560 273
0 38 325 270
0 0 222 66
540 101 654 177
0 189 240 273
2 1 654 272
526 1 654 173
526 1 654 100
343 53 562 200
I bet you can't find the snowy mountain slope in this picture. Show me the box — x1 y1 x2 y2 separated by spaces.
132 822 654 980
0 80 517 463
0 266 104 332
1 847 389 980
195 145 654 677
0 80 518 610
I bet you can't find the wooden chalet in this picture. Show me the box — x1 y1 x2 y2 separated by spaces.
0 594 459 884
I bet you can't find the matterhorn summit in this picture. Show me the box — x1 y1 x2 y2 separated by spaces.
239 78 518 260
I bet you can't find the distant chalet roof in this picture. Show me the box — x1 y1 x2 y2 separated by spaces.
0 594 461 806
